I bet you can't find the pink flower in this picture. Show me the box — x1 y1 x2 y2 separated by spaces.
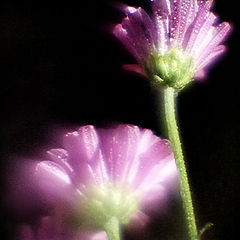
113 0 231 88
15 124 177 236
19 216 107 240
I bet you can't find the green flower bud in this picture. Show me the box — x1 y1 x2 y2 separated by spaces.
145 48 195 90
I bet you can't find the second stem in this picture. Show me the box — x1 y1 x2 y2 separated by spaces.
104 217 121 240
163 87 199 240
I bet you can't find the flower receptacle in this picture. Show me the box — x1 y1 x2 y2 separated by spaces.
145 48 195 90
81 184 139 229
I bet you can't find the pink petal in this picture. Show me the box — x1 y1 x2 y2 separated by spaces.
121 7 156 60
7 160 54 214
125 6 157 45
122 64 147 77
63 126 99 162
170 0 197 46
184 0 214 52
47 148 74 177
34 161 76 205
191 13 217 57
132 139 174 188
197 45 227 71
138 159 178 213
76 231 108 240
194 69 206 81
63 126 100 185
197 21 231 64
99 125 141 184
138 157 178 193
113 23 142 61
151 0 171 19
151 0 170 53
122 128 159 186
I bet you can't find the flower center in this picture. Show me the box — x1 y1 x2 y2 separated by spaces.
81 184 139 228
145 48 195 90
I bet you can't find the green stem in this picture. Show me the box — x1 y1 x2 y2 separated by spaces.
163 87 199 240
104 217 121 240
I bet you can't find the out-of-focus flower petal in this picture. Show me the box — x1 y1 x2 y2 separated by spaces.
62 126 100 186
130 138 174 189
47 148 74 177
18 217 108 240
99 125 141 184
76 231 108 240
33 161 77 205
19 225 35 240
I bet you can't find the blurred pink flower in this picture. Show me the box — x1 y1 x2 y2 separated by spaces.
14 124 177 236
113 0 231 86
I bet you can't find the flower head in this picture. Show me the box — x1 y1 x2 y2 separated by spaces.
21 125 177 233
113 0 231 89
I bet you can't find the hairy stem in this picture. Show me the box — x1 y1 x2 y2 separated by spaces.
163 87 199 240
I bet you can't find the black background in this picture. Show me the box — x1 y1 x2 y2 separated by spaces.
0 0 239 239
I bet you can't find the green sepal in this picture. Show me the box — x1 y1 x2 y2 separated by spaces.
146 48 195 90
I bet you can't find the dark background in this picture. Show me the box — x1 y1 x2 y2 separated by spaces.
0 0 239 239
